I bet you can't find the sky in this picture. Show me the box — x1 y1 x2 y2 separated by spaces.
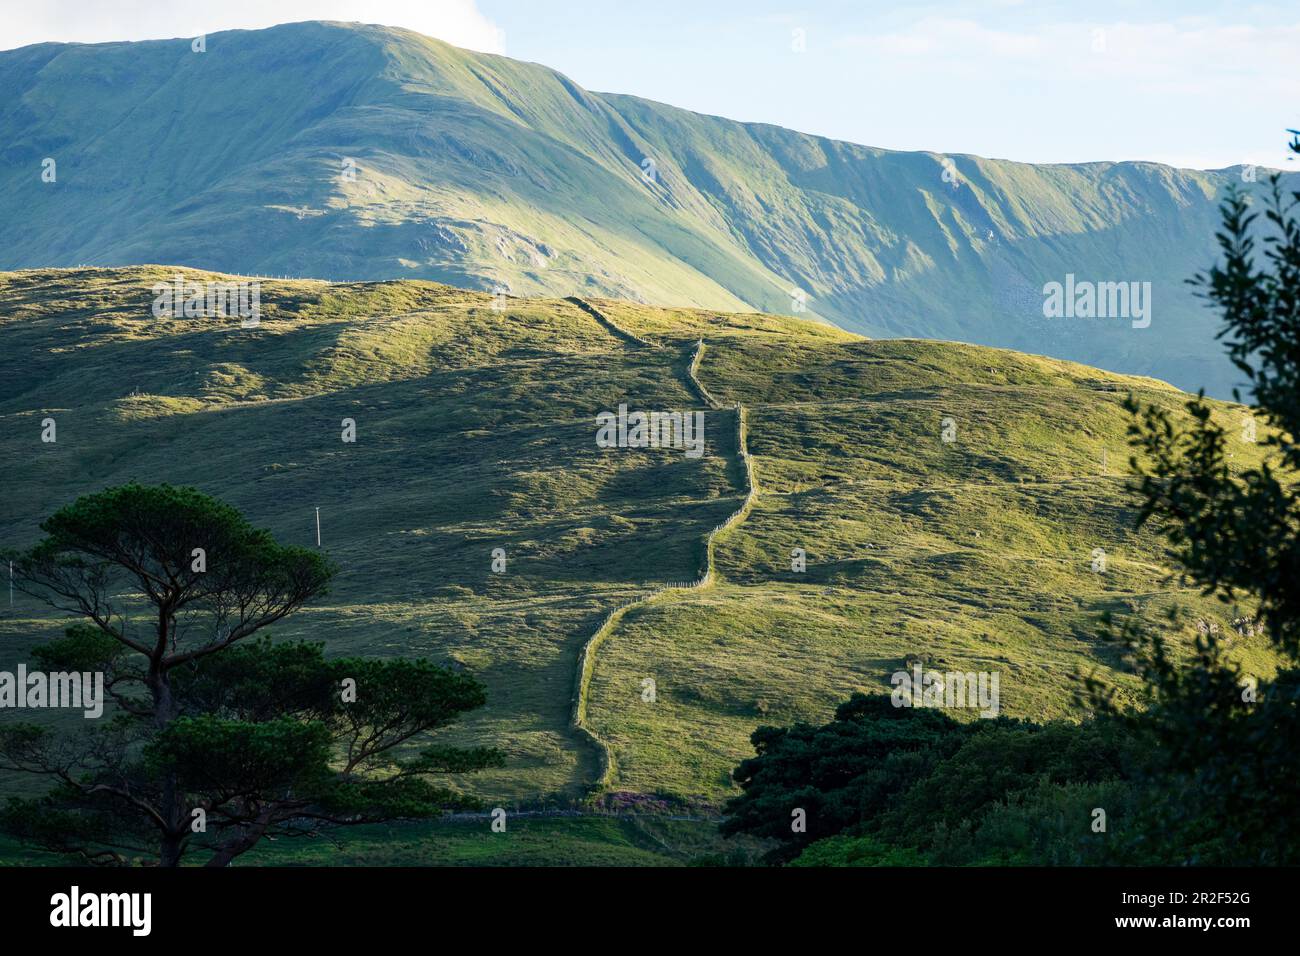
1 0 1296 170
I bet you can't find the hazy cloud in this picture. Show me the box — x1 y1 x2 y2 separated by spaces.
832 14 1300 168
0 0 507 53
839 16 1300 94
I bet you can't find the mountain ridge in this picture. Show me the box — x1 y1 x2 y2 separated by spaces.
1 19 1287 397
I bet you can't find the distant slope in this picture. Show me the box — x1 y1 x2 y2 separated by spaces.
0 21 1287 397
0 267 1276 805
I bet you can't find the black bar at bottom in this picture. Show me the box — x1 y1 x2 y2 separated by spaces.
0 865 1280 940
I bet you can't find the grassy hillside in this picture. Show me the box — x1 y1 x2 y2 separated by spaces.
0 817 764 867
0 267 1277 830
0 21 1290 397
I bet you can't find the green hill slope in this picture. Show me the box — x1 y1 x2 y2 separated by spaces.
0 20 1289 397
0 267 1276 811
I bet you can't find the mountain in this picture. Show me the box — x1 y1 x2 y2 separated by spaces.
0 21 1285 398
0 267 1275 814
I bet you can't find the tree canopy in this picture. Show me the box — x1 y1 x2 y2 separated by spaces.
1 484 501 866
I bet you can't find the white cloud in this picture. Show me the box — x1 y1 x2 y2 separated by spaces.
838 16 1300 95
0 0 506 54
843 17 1043 59
830 14 1300 167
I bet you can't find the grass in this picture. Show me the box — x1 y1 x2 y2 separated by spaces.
579 298 1278 800
236 816 762 867
0 818 761 867
0 266 1280 863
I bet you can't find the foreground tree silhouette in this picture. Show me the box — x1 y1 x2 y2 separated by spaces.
1100 146 1300 863
0 484 501 866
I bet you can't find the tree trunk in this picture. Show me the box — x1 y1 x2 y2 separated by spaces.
147 632 186 867
204 811 274 868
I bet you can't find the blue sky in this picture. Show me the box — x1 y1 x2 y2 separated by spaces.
2 0 1297 169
